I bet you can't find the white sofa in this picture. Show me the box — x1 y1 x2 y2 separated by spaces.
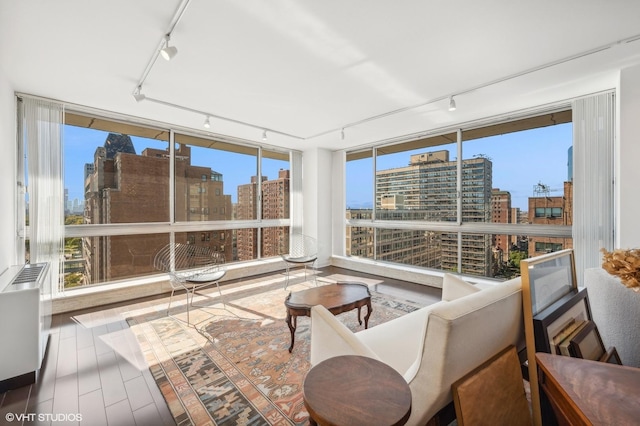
310 274 525 426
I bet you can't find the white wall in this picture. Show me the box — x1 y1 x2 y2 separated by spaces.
0 69 17 273
617 64 640 248
331 150 346 257
303 147 332 266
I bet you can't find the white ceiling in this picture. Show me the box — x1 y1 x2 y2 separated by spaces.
2 0 640 151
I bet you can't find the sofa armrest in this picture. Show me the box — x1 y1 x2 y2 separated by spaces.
310 305 380 366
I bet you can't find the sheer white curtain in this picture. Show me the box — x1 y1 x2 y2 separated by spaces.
290 150 303 235
23 97 64 295
572 91 615 285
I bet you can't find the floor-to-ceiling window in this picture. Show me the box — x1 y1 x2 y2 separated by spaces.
22 107 294 291
345 109 574 279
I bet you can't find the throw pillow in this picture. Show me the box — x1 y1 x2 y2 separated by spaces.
442 273 481 301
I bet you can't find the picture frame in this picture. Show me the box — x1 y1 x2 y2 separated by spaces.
522 249 577 317
520 249 580 426
599 346 623 365
532 287 591 354
569 321 605 361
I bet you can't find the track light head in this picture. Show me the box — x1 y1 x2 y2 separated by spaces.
133 86 146 102
448 96 457 111
341 128 345 140
203 116 211 129
262 130 268 141
161 34 178 60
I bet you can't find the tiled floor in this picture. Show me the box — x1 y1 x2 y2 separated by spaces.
0 266 441 426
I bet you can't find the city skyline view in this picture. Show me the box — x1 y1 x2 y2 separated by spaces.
347 123 572 211
63 125 289 206
63 121 572 214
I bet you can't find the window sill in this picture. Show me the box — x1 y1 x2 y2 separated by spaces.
52 257 285 314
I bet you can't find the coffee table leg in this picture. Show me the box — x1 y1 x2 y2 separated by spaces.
364 302 372 329
286 312 296 353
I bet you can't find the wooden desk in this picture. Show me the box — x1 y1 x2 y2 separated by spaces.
536 353 640 425
303 355 411 426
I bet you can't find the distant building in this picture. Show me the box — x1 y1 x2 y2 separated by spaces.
236 169 290 261
349 149 493 276
83 135 232 284
528 181 573 257
491 188 512 265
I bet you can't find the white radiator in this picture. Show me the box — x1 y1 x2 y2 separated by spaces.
0 263 51 391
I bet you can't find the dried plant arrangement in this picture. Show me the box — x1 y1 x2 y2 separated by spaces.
601 248 640 292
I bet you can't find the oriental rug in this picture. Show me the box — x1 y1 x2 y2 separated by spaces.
127 273 423 426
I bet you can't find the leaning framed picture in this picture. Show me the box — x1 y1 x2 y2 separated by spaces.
569 321 605 361
520 249 579 426
532 287 591 354
522 249 577 317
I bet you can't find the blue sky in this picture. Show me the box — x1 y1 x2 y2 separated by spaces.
346 123 572 211
63 126 289 204
65 122 572 211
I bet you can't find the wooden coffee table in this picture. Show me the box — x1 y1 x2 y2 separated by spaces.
303 355 412 426
284 282 372 353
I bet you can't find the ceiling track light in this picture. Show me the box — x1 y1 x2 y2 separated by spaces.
160 33 178 61
203 116 211 129
341 128 345 140
262 130 268 140
448 96 457 111
133 85 146 102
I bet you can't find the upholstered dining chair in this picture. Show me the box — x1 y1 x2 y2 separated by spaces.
154 243 226 325
281 233 318 290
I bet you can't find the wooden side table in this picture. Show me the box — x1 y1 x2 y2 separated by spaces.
536 353 640 425
303 355 411 426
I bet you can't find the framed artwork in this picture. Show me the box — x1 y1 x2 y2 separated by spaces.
520 249 580 426
569 321 605 361
532 288 591 354
600 346 623 365
522 249 577 316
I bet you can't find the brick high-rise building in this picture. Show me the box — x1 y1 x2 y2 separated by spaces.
491 188 512 264
83 134 232 284
236 169 290 261
528 181 573 257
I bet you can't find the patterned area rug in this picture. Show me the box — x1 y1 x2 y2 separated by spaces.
127 273 424 426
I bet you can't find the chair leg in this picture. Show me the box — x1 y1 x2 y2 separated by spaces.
312 260 318 286
166 289 176 315
284 263 291 290
215 281 225 308
186 287 194 326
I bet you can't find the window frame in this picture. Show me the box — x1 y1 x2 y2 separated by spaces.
345 107 574 278
21 103 296 292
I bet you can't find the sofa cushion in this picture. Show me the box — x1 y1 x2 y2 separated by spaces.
442 273 481 301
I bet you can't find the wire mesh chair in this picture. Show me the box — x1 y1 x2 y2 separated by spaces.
154 243 226 325
281 233 318 290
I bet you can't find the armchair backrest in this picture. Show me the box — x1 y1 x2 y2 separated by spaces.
410 277 524 425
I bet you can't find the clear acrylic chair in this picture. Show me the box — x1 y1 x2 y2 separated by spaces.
281 233 318 290
154 243 226 325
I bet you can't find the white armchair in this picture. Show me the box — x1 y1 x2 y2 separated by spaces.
310 274 525 426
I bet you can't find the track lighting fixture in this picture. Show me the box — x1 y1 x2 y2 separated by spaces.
160 34 178 61
203 116 211 129
262 130 268 140
341 128 345 140
448 96 457 111
133 86 146 102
